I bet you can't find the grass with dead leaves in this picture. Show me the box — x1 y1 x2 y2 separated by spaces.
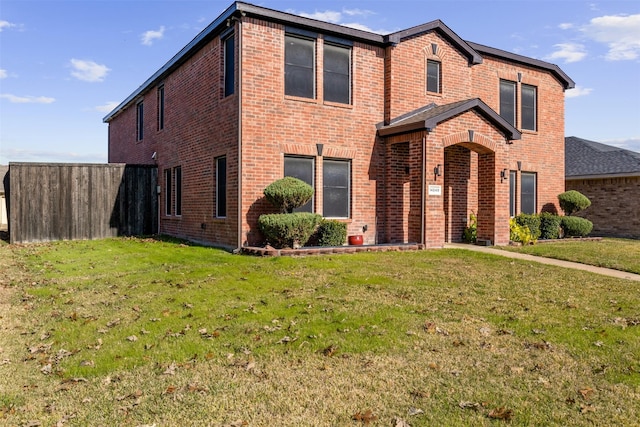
0 237 638 426
499 238 640 274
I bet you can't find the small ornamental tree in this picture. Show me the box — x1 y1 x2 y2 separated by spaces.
259 177 318 248
264 177 314 213
558 190 591 216
557 190 593 238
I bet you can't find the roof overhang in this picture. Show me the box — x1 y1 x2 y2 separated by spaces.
566 172 640 180
467 41 575 90
377 98 522 141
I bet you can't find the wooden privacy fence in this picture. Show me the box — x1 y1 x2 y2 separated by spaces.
8 163 157 244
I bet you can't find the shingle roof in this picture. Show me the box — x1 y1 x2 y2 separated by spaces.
377 98 521 141
565 136 640 178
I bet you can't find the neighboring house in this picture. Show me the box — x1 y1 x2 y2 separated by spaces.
0 165 8 231
105 1 574 251
565 136 640 239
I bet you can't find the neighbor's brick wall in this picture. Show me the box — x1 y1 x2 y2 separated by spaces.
566 176 640 239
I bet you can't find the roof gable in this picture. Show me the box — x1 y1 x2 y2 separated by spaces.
377 98 521 141
385 20 482 65
566 136 640 178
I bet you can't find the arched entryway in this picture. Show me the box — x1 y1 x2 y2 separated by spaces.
444 143 496 243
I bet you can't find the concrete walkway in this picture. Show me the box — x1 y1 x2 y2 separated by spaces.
444 243 640 282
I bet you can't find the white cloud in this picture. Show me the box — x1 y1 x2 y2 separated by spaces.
141 26 165 46
604 138 640 153
291 8 388 34
94 101 120 113
582 14 640 60
0 147 106 163
0 93 55 104
0 20 16 31
558 23 574 30
70 59 110 82
297 10 342 23
0 69 7 79
565 85 593 98
546 43 587 63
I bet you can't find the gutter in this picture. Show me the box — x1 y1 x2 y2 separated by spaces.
566 172 640 180
236 15 244 252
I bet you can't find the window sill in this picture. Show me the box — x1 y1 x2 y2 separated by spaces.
284 95 320 105
521 129 538 136
322 101 353 109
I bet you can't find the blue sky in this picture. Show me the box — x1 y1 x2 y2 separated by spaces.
1 0 639 164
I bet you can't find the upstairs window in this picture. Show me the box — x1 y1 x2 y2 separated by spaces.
323 43 351 104
521 84 537 131
157 85 164 130
285 34 315 99
499 80 516 127
426 60 441 93
284 156 314 213
136 101 144 141
224 34 235 97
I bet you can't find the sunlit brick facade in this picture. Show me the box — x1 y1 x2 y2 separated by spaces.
105 2 574 250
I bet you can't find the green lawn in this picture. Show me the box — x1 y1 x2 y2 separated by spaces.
0 237 638 426
499 238 640 274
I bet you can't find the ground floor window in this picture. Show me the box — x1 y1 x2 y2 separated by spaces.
509 170 517 217
283 155 351 218
284 156 314 213
164 168 172 216
521 172 537 214
323 159 350 218
174 166 182 216
216 156 227 218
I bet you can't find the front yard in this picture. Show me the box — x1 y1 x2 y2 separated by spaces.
0 237 638 426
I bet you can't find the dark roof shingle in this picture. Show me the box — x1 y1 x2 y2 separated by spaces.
565 136 640 177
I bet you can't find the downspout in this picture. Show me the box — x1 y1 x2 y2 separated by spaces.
421 136 426 246
236 15 244 252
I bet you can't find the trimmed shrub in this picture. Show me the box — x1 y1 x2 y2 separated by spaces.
258 212 321 248
264 177 314 213
510 218 535 245
558 190 591 216
314 219 347 247
539 212 562 240
514 213 541 241
561 216 593 237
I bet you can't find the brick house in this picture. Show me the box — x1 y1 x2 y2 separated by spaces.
565 136 640 239
105 2 574 251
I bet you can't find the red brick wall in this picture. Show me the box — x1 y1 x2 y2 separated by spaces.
239 18 386 246
566 177 640 239
108 27 240 249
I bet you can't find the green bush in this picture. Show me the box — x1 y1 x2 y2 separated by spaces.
514 213 541 241
558 190 591 216
539 212 562 240
462 212 477 243
510 218 535 245
561 216 593 237
314 219 347 247
258 212 322 249
264 177 314 213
